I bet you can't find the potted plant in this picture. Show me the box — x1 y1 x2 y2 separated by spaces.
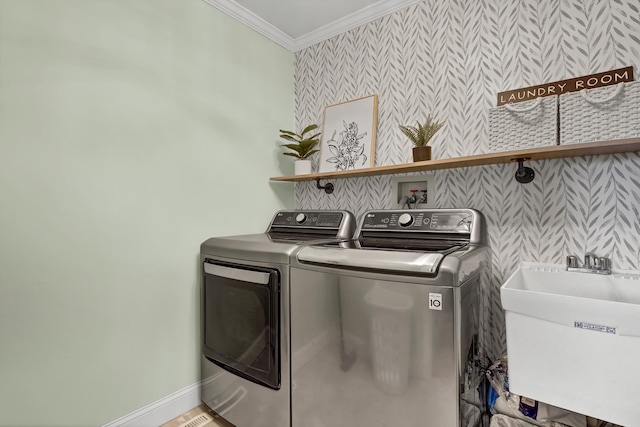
399 115 445 162
279 124 321 175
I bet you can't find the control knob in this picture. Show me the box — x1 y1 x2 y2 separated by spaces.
398 213 414 227
295 213 307 224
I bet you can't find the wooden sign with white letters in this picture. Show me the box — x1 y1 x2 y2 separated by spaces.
496 66 634 106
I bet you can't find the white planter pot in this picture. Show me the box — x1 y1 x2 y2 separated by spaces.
294 160 312 175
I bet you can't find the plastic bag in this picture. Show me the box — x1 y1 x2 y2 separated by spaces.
490 414 539 427
486 357 586 427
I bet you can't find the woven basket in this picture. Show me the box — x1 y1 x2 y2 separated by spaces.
559 82 640 145
488 96 558 153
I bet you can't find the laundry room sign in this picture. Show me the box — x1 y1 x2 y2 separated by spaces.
496 65 634 106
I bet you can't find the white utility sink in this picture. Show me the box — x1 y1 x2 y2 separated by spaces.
501 262 640 427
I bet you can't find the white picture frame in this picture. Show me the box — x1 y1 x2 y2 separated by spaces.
318 95 378 173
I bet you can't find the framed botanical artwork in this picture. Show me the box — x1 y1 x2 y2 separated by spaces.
318 95 378 173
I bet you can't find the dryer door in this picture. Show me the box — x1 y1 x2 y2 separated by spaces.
203 259 280 390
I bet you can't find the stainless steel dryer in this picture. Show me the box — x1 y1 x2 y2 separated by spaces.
290 209 490 427
200 210 356 427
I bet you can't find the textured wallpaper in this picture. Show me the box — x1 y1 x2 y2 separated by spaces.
293 0 640 358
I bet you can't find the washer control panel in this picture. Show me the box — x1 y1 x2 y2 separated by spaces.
361 210 472 233
271 211 344 228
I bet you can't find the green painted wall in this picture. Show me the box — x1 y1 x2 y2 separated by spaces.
0 0 294 425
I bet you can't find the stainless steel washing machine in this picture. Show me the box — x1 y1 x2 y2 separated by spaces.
290 209 490 427
200 210 356 427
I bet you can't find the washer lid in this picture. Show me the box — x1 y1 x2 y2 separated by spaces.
296 245 446 275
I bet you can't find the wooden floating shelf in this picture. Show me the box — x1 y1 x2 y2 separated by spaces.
270 137 640 182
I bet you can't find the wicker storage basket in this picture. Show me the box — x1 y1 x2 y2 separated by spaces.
559 82 640 145
488 96 558 153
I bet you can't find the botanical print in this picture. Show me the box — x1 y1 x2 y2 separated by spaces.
318 95 377 173
325 121 368 171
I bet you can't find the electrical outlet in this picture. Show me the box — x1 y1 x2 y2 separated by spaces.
391 175 435 209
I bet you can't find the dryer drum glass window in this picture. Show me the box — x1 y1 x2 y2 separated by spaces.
202 260 280 389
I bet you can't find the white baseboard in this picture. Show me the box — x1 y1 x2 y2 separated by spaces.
102 381 201 427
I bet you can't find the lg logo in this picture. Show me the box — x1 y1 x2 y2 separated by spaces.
428 293 442 311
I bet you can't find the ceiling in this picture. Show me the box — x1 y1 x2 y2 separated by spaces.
202 0 422 52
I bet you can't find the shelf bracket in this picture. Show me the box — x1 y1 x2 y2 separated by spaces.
316 179 334 194
512 157 535 184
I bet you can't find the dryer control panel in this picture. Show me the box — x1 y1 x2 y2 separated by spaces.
268 210 357 240
271 211 344 228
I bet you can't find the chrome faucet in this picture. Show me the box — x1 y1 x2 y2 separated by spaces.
566 253 611 275
584 252 597 269
566 255 579 268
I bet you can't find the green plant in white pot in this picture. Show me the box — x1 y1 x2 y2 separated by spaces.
279 124 321 175
399 115 445 162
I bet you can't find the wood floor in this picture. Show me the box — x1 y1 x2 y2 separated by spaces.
161 404 617 427
160 405 234 427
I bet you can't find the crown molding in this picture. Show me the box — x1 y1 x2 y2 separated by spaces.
293 0 423 51
202 0 423 52
202 0 296 51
